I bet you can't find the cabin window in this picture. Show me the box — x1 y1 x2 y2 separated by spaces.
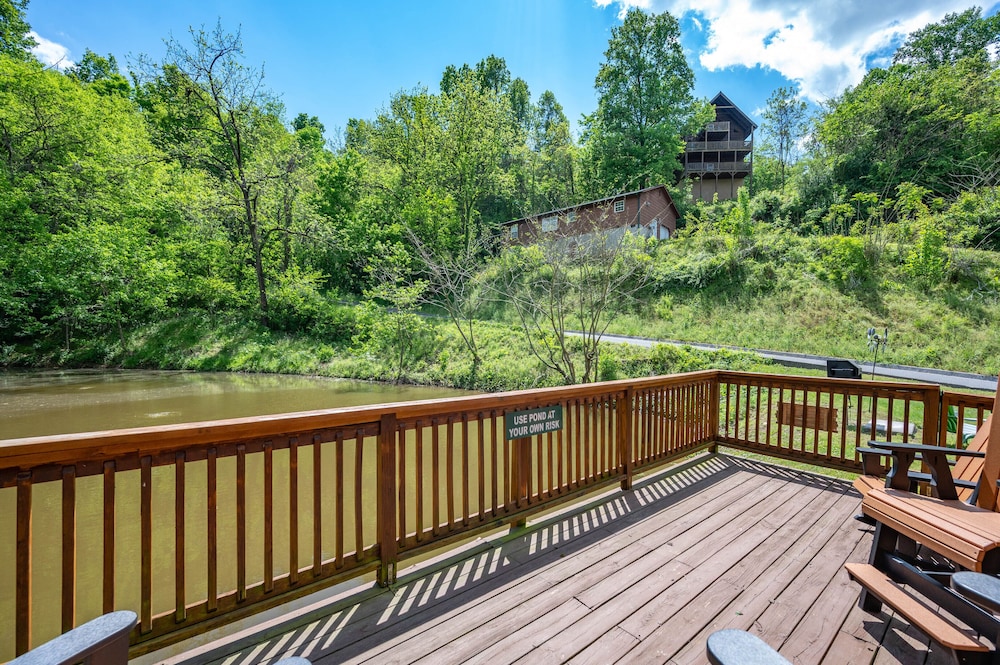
614 200 625 213
510 225 518 240
541 216 558 232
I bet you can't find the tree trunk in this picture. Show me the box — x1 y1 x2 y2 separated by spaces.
244 189 269 324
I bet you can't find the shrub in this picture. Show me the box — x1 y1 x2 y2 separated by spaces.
811 236 872 289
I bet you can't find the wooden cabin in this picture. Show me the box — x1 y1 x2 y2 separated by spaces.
501 184 679 246
683 92 756 202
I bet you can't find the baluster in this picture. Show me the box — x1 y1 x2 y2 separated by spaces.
312 433 322 576
175 451 186 621
288 437 298 585
264 441 273 593
103 461 116 614
16 471 32 655
61 465 76 633
140 455 153 631
207 447 217 611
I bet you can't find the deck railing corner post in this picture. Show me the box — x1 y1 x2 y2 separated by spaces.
377 412 398 587
619 388 635 490
924 387 942 447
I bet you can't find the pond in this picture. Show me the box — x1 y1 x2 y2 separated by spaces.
0 369 473 656
0 369 469 439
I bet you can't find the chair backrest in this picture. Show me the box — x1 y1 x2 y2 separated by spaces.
974 378 1000 511
953 414 991 502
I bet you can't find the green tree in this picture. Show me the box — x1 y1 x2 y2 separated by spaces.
493 214 653 384
357 245 431 383
0 0 34 59
817 57 1000 199
527 90 576 211
893 7 1000 68
760 86 808 190
586 8 705 193
66 49 130 95
143 22 292 323
352 62 518 258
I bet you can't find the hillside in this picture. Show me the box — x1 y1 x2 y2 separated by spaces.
606 228 1000 376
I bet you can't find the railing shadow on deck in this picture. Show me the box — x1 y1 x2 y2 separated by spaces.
166 454 746 664
176 453 860 665
0 369 992 660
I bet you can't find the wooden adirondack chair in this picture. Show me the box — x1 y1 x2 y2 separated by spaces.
853 414 990 503
846 379 1000 664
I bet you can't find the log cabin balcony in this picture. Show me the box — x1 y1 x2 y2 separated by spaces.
684 140 753 152
0 371 994 664
683 161 752 176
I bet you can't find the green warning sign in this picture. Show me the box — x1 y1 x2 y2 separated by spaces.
504 405 563 440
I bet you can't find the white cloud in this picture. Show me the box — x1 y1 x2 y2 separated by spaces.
594 0 984 102
29 31 75 70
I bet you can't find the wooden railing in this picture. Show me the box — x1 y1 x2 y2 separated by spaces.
683 161 751 174
717 372 993 472
0 371 717 659
0 369 992 659
685 140 753 151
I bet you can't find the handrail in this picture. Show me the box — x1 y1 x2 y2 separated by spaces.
0 369 991 659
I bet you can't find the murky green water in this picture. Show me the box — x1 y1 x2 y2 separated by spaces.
0 370 472 656
0 369 467 439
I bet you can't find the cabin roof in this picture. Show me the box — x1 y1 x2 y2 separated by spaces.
502 183 679 227
710 91 758 135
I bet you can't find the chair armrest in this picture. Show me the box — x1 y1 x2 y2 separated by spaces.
706 630 790 665
11 610 136 665
951 572 1000 614
865 441 985 458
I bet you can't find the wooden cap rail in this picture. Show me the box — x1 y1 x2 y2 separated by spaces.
0 369 992 659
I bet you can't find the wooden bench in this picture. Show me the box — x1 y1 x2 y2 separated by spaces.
776 401 838 432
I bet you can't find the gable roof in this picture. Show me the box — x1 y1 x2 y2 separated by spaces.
710 91 758 132
501 184 679 227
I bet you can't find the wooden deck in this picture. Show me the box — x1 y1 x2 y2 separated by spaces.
158 454 961 665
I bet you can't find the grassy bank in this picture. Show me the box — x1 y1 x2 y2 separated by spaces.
5 230 998 384
1 311 778 393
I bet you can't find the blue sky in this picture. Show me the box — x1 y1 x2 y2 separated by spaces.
26 0 1000 140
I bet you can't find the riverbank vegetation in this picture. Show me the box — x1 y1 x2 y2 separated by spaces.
2 4 999 387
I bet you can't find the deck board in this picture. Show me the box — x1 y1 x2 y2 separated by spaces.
159 454 963 665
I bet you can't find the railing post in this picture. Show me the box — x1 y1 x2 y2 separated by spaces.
923 387 942 447
709 375 721 453
618 389 634 490
509 435 531 529
377 413 398 587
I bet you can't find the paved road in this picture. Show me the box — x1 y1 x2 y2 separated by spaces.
580 331 999 392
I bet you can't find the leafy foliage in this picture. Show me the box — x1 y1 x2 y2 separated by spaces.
3 6 1000 387
585 8 708 194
